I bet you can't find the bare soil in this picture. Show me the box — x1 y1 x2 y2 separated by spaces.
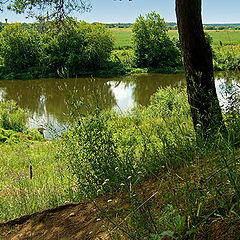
0 201 109 240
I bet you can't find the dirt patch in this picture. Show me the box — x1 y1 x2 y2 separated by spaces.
0 201 109 240
0 177 159 240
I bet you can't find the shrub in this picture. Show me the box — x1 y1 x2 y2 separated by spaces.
58 87 196 199
132 12 181 69
213 48 240 71
58 110 137 198
0 100 27 132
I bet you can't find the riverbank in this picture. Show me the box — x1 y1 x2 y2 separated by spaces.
1 86 240 238
0 49 184 80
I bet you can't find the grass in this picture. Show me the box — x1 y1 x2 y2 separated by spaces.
111 28 133 49
0 141 74 221
0 87 193 221
207 30 240 45
111 28 240 49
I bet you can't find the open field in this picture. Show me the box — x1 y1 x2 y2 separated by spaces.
111 28 132 49
111 28 240 49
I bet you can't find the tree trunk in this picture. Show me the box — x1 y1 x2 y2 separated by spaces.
176 0 226 138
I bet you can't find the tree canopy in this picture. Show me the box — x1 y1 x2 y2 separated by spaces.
1 0 92 20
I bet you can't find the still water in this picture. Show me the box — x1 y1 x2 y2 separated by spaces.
0 71 239 133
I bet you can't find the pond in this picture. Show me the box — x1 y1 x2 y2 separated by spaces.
0 71 239 136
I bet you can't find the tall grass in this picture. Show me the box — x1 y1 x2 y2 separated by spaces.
0 141 74 221
58 85 240 238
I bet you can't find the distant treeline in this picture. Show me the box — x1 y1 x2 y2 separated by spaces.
104 22 240 30
0 22 240 32
168 23 240 30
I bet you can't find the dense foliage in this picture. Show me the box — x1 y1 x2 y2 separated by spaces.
58 87 193 199
0 16 239 79
1 0 91 20
0 23 41 74
42 21 114 76
0 21 114 78
0 100 27 132
0 100 44 143
132 12 182 69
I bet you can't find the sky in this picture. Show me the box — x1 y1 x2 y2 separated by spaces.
1 0 240 24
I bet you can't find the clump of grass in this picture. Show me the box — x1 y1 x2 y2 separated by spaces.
58 87 196 198
213 44 240 71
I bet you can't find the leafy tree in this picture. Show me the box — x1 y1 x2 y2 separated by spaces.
132 12 181 69
0 23 41 73
41 21 114 76
217 26 227 30
204 25 216 30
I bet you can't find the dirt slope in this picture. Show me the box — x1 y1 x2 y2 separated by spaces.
0 201 109 240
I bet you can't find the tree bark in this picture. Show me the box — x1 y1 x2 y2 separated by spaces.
176 0 226 138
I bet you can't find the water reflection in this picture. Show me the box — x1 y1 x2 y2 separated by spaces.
0 72 239 130
123 73 186 106
215 71 240 112
0 78 117 127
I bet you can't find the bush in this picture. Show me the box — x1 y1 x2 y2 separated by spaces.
58 87 196 199
132 12 182 69
213 48 240 71
58 110 137 198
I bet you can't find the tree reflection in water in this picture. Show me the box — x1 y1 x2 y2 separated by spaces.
0 72 238 134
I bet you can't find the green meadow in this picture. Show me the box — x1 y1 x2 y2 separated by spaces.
112 28 240 49
0 141 74 220
111 28 133 49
